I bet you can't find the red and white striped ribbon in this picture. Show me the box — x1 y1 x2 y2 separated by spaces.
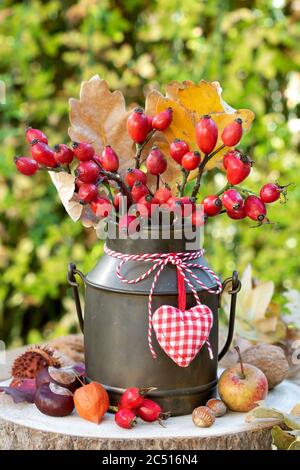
104 245 222 358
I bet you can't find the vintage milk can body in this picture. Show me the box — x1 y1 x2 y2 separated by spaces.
68 225 240 416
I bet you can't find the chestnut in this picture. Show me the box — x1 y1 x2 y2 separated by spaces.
36 366 81 393
34 383 74 417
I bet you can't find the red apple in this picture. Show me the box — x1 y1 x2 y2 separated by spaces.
218 347 268 412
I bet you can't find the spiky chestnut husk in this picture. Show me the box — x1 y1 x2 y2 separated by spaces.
11 345 61 382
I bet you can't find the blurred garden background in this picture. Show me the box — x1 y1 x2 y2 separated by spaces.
0 0 300 347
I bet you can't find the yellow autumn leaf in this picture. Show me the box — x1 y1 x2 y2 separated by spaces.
146 80 255 177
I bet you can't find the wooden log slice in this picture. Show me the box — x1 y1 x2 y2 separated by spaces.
0 381 299 450
1 345 299 450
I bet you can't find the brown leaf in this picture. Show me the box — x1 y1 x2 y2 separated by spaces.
49 171 101 229
288 440 300 450
49 172 82 221
69 75 134 172
271 426 296 450
245 406 284 423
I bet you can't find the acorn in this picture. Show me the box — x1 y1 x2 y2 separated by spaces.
206 398 227 417
192 406 215 428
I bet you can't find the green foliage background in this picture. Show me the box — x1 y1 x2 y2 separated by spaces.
0 0 299 346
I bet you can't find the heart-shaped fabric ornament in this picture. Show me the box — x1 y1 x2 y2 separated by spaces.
152 304 213 367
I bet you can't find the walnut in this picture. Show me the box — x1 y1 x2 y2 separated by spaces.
241 343 289 389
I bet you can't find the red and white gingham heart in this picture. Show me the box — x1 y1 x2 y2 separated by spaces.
152 304 213 367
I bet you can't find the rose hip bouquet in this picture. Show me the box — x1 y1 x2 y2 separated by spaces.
14 77 290 233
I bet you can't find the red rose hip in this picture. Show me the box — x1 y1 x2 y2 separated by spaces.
154 187 172 205
90 195 112 217
260 183 280 203
226 206 246 220
131 181 149 203
170 139 190 164
127 108 149 144
192 209 207 227
113 192 126 210
115 409 136 429
78 183 98 203
152 107 173 131
181 151 201 171
118 214 139 235
101 146 119 172
223 149 239 170
202 195 222 216
125 168 147 187
146 146 167 175
26 127 48 145
196 115 218 154
244 196 267 222
75 160 100 183
72 142 95 161
146 115 153 132
221 118 243 147
31 141 57 168
14 157 38 176
136 195 154 217
54 144 74 165
119 387 148 410
222 189 244 211
226 155 251 185
136 398 170 424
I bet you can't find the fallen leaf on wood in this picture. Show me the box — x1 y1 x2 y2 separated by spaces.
245 406 284 423
271 426 296 450
287 440 300 450
291 404 300 417
0 379 36 404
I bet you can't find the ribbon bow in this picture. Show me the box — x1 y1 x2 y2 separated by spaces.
104 246 222 358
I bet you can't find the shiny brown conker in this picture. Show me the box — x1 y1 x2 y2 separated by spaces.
36 367 81 393
34 383 74 417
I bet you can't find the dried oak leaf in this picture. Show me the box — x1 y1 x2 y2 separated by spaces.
145 80 255 187
49 171 107 229
68 75 134 170
68 75 168 191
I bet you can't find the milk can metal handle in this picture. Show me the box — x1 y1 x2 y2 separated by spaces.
218 270 241 361
67 263 85 333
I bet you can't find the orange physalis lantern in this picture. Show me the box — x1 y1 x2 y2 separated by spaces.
74 382 109 424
